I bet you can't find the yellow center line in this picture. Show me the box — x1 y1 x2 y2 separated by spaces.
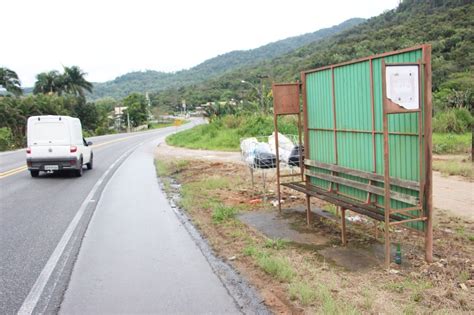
0 165 28 178
0 135 137 179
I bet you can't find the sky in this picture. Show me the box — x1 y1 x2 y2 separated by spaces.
1 0 400 87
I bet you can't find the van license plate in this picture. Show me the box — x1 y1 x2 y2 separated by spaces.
44 165 59 171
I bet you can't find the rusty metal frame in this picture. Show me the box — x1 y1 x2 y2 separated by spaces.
272 82 304 215
273 45 433 269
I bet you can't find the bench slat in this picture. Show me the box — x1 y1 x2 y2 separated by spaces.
282 182 409 222
305 169 419 205
304 159 420 191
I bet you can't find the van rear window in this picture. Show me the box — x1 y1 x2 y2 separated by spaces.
31 122 68 143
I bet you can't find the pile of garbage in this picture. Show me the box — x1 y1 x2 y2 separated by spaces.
240 133 303 169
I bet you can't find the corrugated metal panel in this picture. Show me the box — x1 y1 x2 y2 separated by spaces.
307 70 334 190
305 48 425 231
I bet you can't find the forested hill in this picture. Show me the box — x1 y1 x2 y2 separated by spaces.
90 18 365 100
149 0 473 109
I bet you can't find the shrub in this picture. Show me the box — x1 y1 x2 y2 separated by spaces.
0 127 13 151
433 133 471 154
433 108 472 133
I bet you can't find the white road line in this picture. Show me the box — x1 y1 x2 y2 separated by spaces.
17 143 141 315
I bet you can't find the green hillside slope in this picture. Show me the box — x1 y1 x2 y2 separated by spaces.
150 0 473 110
90 18 364 100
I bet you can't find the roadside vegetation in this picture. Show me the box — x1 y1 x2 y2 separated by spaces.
433 156 473 179
167 112 298 151
0 67 153 151
154 155 473 314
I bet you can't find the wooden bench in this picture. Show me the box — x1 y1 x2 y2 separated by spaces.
281 159 427 244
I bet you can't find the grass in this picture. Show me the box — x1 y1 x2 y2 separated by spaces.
256 254 295 282
458 270 470 283
243 245 258 256
212 204 237 223
263 238 288 250
289 281 317 306
384 278 432 303
155 159 189 177
199 177 231 190
166 114 299 151
167 124 241 151
454 226 474 242
288 280 360 313
316 284 359 315
433 159 473 178
433 133 471 154
155 159 169 176
323 204 338 216
264 238 288 250
155 159 232 215
242 244 295 282
361 288 375 311
149 122 174 129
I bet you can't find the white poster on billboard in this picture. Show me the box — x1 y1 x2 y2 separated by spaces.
386 65 420 110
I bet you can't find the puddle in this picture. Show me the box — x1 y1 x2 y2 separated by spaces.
238 207 419 272
319 246 382 271
238 209 331 246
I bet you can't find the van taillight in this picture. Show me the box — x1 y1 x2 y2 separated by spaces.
26 147 31 154
70 146 77 153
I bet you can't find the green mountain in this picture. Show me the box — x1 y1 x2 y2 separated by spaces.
150 0 473 110
90 18 365 100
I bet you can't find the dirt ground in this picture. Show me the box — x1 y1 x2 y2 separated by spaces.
155 144 473 314
157 142 474 220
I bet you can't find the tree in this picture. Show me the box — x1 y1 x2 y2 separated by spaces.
62 66 93 98
73 101 99 131
33 71 64 95
0 67 22 96
33 66 93 97
122 93 148 127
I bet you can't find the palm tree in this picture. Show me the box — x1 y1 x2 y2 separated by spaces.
62 66 93 97
0 67 22 96
33 71 64 95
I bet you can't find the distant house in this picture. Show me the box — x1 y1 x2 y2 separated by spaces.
114 106 128 129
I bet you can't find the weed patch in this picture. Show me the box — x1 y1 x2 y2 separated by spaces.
243 245 258 257
433 159 473 178
264 239 288 250
256 254 295 282
212 204 237 223
433 133 471 154
384 278 432 295
289 281 317 306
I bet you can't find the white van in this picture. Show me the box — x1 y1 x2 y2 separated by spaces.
26 115 93 177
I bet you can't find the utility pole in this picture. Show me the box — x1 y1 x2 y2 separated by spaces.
127 111 131 133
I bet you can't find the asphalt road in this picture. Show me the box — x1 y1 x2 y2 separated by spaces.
0 121 204 314
59 133 240 314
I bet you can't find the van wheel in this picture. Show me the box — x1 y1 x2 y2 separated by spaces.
86 154 93 170
30 170 39 177
75 159 83 177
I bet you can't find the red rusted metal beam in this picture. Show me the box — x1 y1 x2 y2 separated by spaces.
301 72 312 226
303 45 425 74
381 59 392 269
423 45 433 263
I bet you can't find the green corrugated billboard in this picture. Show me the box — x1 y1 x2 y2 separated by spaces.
282 45 433 266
